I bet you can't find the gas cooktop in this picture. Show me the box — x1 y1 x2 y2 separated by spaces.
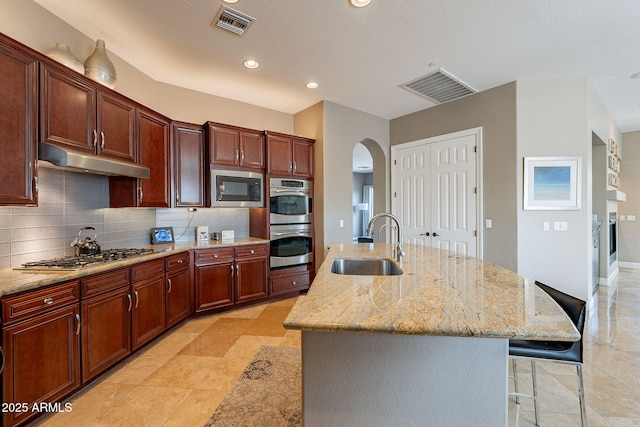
15 248 156 271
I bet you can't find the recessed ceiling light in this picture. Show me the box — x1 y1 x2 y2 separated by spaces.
243 59 259 69
306 82 319 89
223 0 239 3
350 0 371 7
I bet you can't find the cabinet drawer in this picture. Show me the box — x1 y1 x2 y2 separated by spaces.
270 272 311 295
131 258 165 282
235 244 268 259
2 280 79 325
166 251 189 271
81 267 130 298
194 248 234 264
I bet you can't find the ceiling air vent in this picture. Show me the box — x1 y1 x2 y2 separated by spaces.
211 5 256 36
401 68 476 104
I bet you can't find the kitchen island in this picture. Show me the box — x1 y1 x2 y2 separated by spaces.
284 243 580 426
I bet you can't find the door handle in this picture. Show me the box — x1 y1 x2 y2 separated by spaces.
420 232 430 236
75 314 81 336
432 232 440 237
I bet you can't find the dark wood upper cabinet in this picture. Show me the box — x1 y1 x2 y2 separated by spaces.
266 131 314 178
206 122 265 170
40 62 136 163
109 108 170 208
171 122 204 207
0 35 38 206
136 108 170 207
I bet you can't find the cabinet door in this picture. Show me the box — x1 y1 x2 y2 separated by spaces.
267 134 293 176
81 286 131 383
293 138 314 178
166 267 191 328
209 125 239 167
40 63 96 154
97 91 136 162
137 108 170 207
235 257 268 303
194 262 234 312
172 122 204 207
132 275 166 350
2 305 80 427
239 131 265 170
0 37 38 206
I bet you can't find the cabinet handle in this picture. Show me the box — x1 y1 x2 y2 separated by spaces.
293 162 297 173
0 346 4 375
138 187 143 203
43 297 53 305
167 278 172 293
241 150 245 164
100 131 105 149
289 161 293 172
214 254 218 258
250 249 255 254
34 176 39 194
235 149 239 163
92 130 98 147
177 259 183 264
75 314 81 336
127 294 132 312
134 291 139 308
292 281 297 286
176 189 180 203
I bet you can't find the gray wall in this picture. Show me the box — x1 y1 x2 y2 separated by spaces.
390 83 517 270
619 131 640 264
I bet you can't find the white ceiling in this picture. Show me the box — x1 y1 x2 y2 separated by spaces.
34 0 640 132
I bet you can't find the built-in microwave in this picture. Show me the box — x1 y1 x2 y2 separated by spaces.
210 168 264 208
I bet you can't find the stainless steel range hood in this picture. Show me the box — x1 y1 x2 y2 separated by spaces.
38 143 150 179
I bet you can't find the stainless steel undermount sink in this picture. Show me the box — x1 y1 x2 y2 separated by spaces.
330 257 404 276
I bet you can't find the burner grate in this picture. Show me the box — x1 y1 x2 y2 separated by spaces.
16 248 156 271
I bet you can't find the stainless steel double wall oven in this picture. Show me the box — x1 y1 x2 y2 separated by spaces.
269 178 313 268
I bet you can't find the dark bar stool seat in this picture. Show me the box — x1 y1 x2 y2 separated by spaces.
509 281 587 426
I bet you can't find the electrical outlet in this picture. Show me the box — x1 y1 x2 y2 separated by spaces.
628 215 636 221
339 220 344 228
485 219 492 228
543 222 550 231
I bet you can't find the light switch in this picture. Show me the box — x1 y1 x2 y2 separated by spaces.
339 220 344 228
485 219 492 228
619 215 626 221
553 221 568 231
628 215 636 221
543 222 550 231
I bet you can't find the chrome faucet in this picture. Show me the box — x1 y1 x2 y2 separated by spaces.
366 213 405 262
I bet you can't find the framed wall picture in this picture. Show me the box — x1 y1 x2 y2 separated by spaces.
151 227 175 244
523 157 581 210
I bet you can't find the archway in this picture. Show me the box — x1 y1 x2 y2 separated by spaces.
352 139 387 241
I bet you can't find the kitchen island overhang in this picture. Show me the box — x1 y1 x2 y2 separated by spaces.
284 243 580 427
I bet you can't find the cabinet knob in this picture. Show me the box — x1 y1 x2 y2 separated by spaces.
43 298 53 305
250 250 255 254
292 281 297 286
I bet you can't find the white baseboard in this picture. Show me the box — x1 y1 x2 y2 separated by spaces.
618 261 640 269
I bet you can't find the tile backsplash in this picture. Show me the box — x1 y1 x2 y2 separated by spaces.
0 167 249 269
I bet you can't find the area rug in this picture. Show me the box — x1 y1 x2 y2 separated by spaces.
204 346 302 427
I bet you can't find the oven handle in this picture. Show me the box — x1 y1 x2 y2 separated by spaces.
270 231 312 239
270 189 312 197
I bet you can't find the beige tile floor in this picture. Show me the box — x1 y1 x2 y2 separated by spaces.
32 269 640 426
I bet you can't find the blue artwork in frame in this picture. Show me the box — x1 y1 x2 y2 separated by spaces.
524 157 581 210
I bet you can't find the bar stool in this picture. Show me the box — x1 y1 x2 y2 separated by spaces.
509 281 587 427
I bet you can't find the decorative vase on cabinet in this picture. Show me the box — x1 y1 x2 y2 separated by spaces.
84 39 117 89
45 43 84 74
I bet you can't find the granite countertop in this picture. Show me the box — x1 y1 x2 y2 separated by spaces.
284 243 580 342
0 237 269 298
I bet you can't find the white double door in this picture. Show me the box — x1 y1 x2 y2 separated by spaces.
392 129 480 257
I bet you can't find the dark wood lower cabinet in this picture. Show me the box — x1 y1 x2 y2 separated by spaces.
81 286 131 383
166 266 191 328
131 275 166 350
2 304 80 427
194 260 234 312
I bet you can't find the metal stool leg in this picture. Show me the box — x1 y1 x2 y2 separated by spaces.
577 364 587 427
512 358 520 404
531 361 540 427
